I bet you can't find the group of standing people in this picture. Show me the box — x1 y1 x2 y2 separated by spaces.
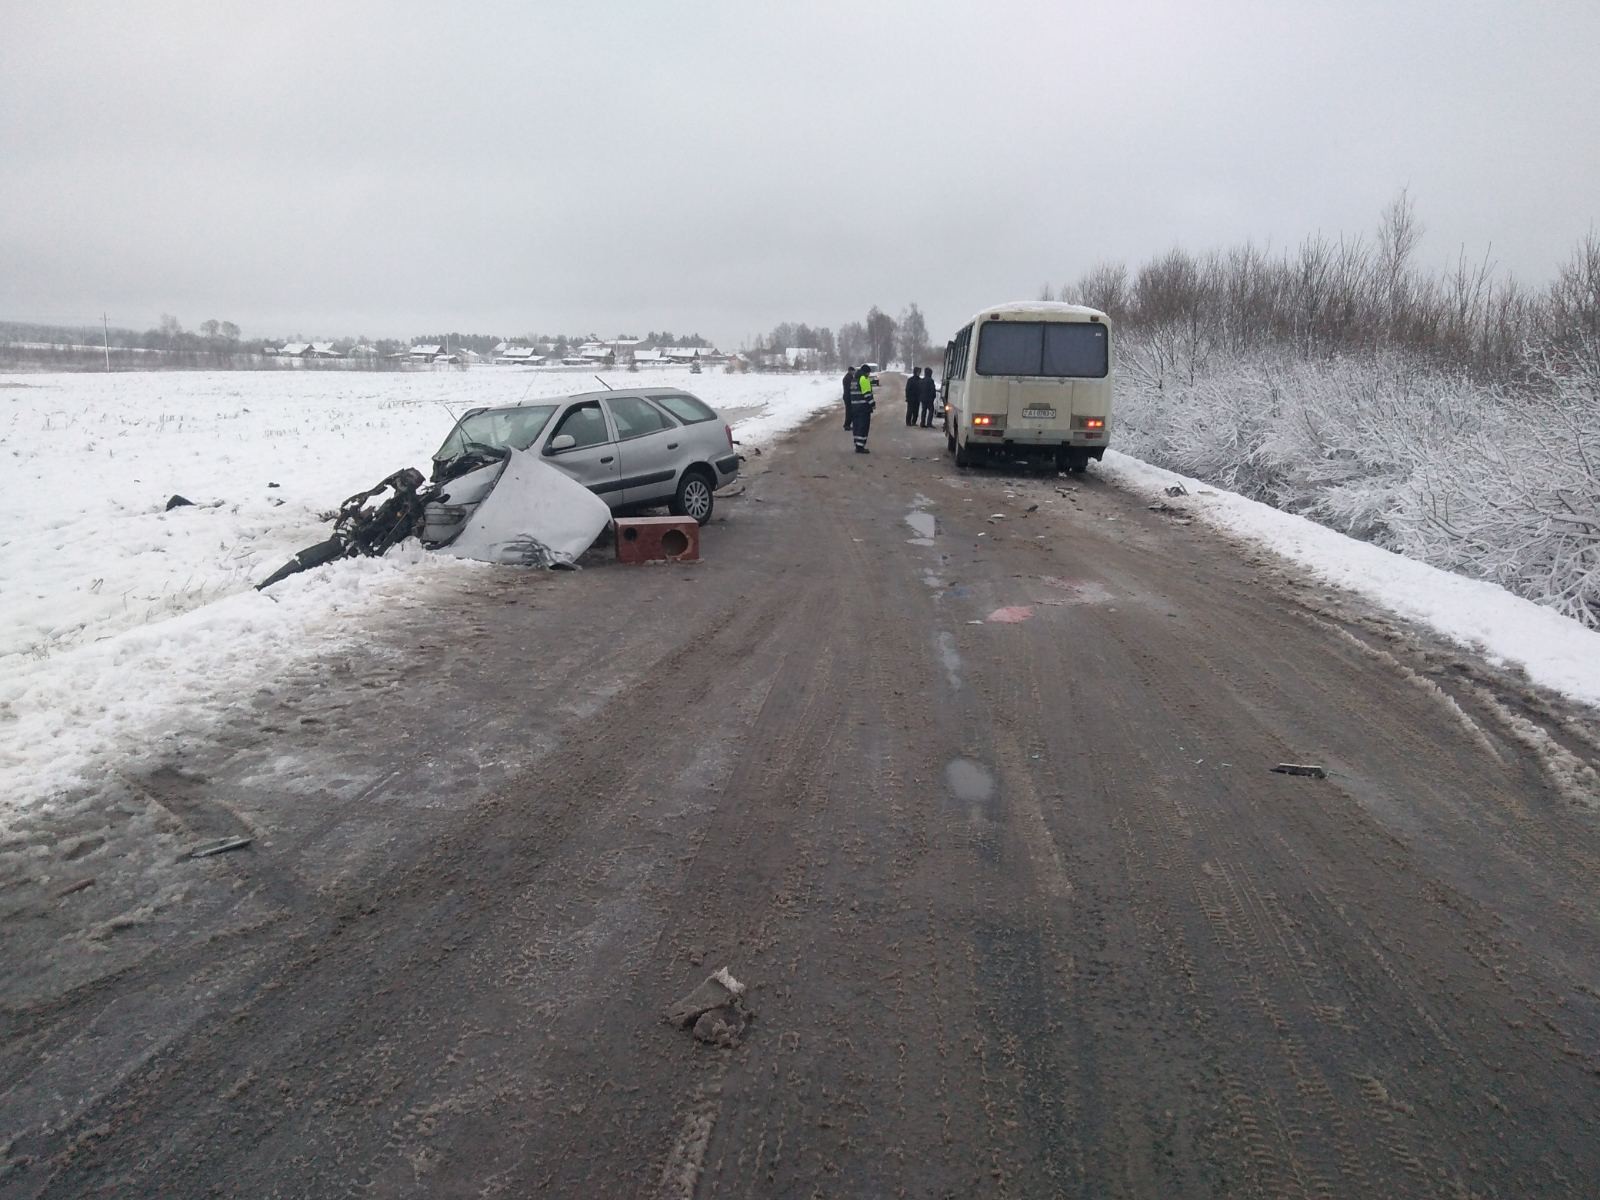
904 368 938 428
842 365 941 453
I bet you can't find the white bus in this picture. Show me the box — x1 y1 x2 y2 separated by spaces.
940 301 1113 474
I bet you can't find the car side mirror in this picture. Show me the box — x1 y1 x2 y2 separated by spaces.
547 433 577 453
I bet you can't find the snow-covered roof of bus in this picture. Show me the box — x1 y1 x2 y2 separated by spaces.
965 301 1109 323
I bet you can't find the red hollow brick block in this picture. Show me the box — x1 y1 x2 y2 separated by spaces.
614 516 701 563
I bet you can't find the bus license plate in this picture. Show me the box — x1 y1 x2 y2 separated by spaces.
1023 406 1054 419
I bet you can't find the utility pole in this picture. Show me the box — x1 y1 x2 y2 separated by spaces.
102 313 111 372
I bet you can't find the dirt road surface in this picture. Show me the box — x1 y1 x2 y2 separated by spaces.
5 379 1600 1198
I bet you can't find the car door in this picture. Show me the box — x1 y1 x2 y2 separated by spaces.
603 394 683 507
540 400 623 503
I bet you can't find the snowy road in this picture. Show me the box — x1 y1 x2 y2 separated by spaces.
4 381 1600 1197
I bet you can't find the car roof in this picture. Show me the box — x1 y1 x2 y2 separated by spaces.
468 386 699 416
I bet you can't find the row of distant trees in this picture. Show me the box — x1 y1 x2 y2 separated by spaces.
1040 192 1599 383
749 303 934 371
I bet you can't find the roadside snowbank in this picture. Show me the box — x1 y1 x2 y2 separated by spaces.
0 369 838 815
1099 450 1600 709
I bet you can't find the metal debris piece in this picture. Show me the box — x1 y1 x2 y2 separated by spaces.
1165 485 1189 497
1271 763 1327 779
165 495 194 511
189 836 253 859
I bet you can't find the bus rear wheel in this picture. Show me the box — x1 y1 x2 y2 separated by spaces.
954 438 974 468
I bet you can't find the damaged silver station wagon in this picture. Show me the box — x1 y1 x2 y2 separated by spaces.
425 388 740 542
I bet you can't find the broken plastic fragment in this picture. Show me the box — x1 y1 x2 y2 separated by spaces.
1270 763 1327 779
189 836 253 859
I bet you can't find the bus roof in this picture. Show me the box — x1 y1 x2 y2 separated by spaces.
964 300 1109 325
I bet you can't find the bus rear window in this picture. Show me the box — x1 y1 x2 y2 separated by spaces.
975 321 1108 378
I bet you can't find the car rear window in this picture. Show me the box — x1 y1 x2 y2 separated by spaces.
649 393 716 424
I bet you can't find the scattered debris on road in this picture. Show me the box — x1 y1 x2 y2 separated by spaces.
56 877 96 898
667 967 751 1048
1165 484 1189 497
1271 763 1328 779
165 495 193 511
188 835 254 859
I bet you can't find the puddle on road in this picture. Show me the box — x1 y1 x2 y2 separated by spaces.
905 509 937 546
945 757 995 804
935 631 962 690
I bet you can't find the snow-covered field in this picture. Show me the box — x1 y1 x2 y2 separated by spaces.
0 368 841 814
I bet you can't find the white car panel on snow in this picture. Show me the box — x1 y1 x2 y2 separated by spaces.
440 450 612 566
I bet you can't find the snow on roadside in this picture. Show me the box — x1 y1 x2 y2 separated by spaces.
1098 450 1600 709
0 368 836 818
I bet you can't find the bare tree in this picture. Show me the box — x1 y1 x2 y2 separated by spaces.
865 306 897 367
837 321 868 365
1074 262 1130 321
899 303 930 368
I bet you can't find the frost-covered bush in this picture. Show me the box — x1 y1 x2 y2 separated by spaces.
1117 336 1600 627
1392 345 1600 626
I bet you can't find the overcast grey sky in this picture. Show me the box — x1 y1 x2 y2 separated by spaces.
3 0 1597 347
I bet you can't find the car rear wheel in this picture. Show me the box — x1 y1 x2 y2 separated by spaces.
671 469 715 525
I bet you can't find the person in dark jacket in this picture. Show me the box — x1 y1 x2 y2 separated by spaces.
842 366 859 430
853 365 876 453
919 369 939 427
905 367 923 426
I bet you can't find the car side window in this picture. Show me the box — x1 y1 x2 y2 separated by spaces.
606 395 674 440
550 401 611 450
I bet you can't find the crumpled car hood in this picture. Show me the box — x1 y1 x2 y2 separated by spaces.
439 449 612 567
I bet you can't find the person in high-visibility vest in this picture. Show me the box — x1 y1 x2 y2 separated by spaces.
853 365 876 453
